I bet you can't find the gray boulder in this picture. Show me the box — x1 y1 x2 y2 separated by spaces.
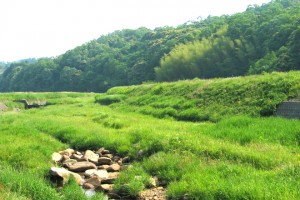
84 169 109 180
107 163 121 172
83 150 99 164
50 167 83 185
98 157 112 165
68 161 97 172
51 152 63 162
85 176 101 188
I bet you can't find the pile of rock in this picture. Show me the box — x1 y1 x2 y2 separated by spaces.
50 147 129 196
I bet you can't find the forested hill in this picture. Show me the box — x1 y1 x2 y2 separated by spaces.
0 0 299 92
0 62 9 74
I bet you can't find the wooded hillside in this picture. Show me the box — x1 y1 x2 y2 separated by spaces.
0 62 9 74
0 0 299 92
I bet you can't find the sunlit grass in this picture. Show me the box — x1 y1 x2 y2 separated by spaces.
2 99 297 198
108 71 300 122
0 72 300 199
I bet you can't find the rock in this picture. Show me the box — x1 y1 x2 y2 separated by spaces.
108 172 120 179
98 165 110 170
83 182 95 189
70 153 82 160
85 176 102 188
98 157 112 165
50 147 128 195
112 156 121 162
59 148 75 156
83 150 99 164
62 154 70 161
52 152 63 162
68 172 83 185
98 174 118 186
107 164 121 172
62 159 77 168
50 167 83 185
94 169 109 180
122 156 130 163
102 154 113 159
102 149 110 154
66 148 75 155
84 169 97 178
84 169 109 180
50 167 69 184
100 184 114 192
96 147 105 155
68 161 97 172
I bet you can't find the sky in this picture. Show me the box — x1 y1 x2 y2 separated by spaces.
0 0 271 62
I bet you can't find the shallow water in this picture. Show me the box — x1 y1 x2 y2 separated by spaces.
84 189 96 197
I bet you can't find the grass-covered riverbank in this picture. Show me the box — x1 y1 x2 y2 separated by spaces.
0 71 300 199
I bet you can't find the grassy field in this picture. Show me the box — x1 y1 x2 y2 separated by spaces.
105 71 300 121
0 71 300 199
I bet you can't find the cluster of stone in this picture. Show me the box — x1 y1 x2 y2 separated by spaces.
50 147 129 195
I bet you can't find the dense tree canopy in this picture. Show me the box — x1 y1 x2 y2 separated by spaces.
156 0 300 80
0 62 8 74
0 0 299 92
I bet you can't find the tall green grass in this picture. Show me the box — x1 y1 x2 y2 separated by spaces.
0 163 61 200
107 71 300 122
0 71 300 199
114 164 151 198
3 100 297 198
167 164 300 199
208 116 300 146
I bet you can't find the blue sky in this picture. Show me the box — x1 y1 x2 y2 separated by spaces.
0 0 271 62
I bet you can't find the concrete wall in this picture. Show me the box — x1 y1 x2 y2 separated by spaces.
275 101 300 120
